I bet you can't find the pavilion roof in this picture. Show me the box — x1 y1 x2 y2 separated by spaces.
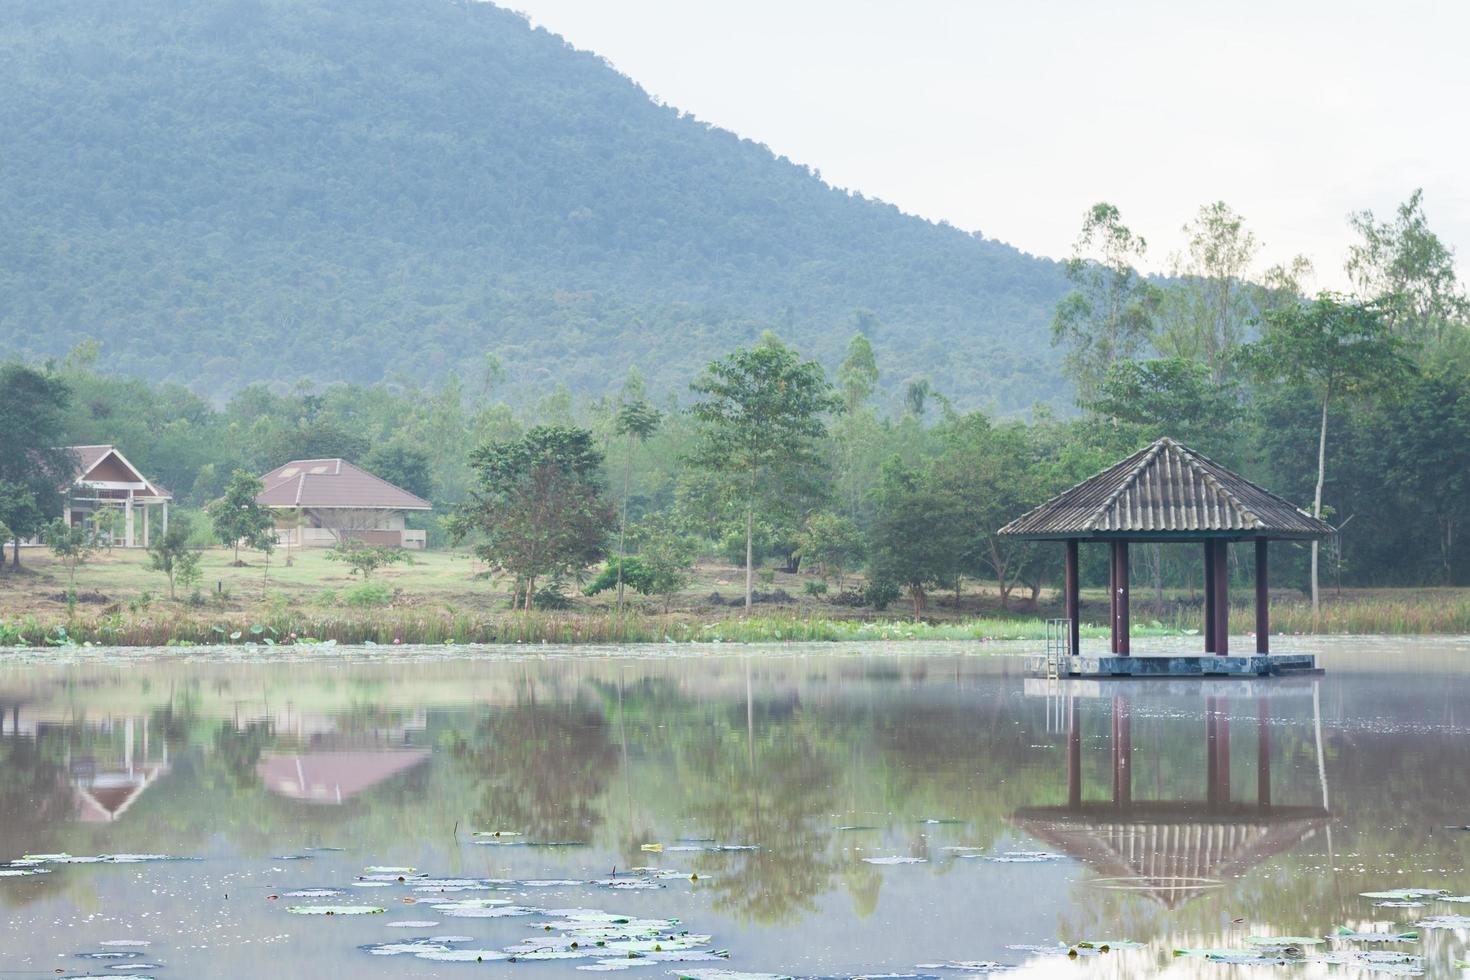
998 438 1333 541
1010 802 1328 908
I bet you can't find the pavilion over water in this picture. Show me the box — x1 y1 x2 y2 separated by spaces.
999 438 1333 677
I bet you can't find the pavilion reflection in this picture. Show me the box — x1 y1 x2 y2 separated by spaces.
1012 678 1331 908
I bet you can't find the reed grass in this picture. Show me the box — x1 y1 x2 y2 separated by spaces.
3 592 1466 648
0 608 1168 649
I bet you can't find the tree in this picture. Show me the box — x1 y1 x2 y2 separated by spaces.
1051 203 1159 402
325 541 408 580
832 332 883 519
836 332 880 414
794 512 864 590
1347 189 1468 349
585 515 696 613
1381 367 1470 583
207 469 274 565
1155 201 1260 381
0 483 43 570
929 417 1051 610
43 519 96 592
93 507 124 553
0 364 74 568
687 337 840 612
612 398 661 612
148 514 202 600
866 459 964 618
1089 358 1240 457
362 443 435 501
1237 294 1412 612
449 426 614 610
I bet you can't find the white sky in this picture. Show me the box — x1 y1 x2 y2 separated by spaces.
508 0 1470 288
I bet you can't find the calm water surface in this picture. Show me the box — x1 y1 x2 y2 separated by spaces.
1 638 1468 978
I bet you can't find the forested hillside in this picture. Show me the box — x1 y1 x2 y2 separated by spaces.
0 0 1066 410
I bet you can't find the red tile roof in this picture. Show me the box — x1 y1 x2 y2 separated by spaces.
64 445 172 499
256 458 431 511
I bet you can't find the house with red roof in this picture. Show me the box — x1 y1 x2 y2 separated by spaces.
60 445 173 548
255 458 431 550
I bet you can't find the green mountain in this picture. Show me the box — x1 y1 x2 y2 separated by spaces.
0 0 1068 410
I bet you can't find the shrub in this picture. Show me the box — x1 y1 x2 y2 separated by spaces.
863 579 902 611
342 582 393 608
803 580 829 597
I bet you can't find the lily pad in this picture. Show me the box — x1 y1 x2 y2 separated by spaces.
1332 928 1419 942
862 856 927 865
1414 915 1470 928
1362 889 1448 900
286 905 386 915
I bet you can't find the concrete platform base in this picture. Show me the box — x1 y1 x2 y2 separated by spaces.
1023 653 1318 679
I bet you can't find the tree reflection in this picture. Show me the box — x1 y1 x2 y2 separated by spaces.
450 691 616 842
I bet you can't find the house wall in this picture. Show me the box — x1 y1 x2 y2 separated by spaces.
273 510 424 549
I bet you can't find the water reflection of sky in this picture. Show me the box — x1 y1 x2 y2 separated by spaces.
0 639 1466 977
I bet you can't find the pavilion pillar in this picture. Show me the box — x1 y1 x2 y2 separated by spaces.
1066 696 1081 810
161 501 169 537
1216 696 1231 801
1255 539 1270 654
1110 541 1130 655
1257 696 1271 809
142 504 151 549
1205 695 1219 808
124 491 135 548
1213 541 1230 655
1064 539 1080 656
1111 695 1131 807
1203 541 1216 653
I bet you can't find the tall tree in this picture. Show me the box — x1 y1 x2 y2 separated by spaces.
1237 295 1412 612
836 332 880 414
450 426 614 610
206 470 274 565
0 364 74 567
1347 189 1469 349
613 399 661 612
1155 202 1260 381
1051 203 1158 402
833 332 881 519
687 336 840 612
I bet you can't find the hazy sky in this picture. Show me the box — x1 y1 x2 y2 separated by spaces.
509 0 1469 288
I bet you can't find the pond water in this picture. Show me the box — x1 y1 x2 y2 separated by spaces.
0 638 1468 978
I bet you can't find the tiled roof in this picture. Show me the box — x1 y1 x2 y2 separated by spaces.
256 458 431 511
64 445 173 499
998 438 1332 540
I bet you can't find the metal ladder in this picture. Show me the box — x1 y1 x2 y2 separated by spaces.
1044 618 1073 680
